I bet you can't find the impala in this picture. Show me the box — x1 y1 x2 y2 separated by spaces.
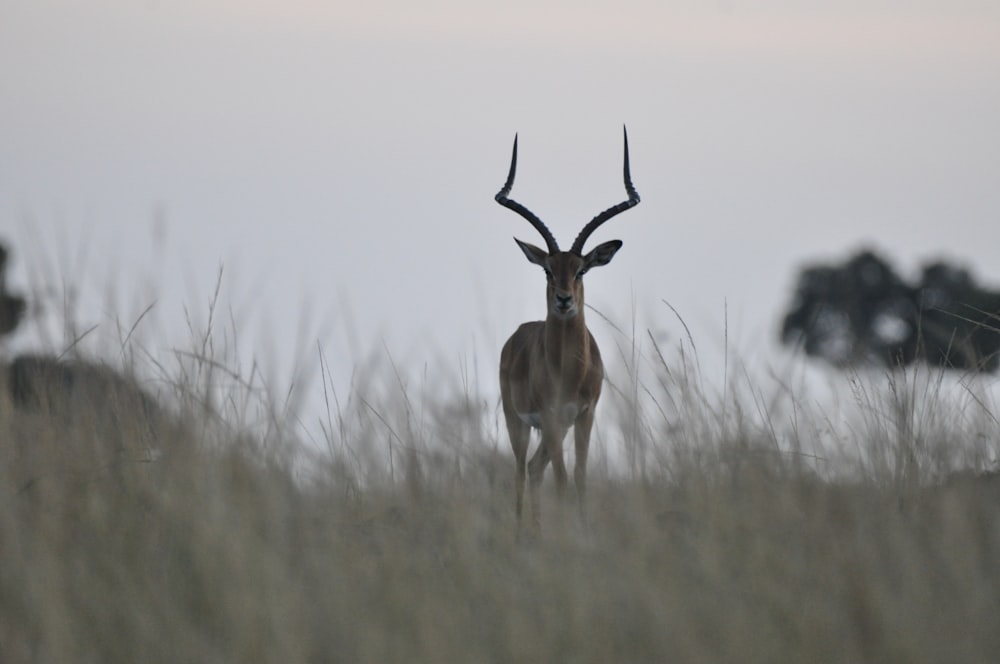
496 127 640 534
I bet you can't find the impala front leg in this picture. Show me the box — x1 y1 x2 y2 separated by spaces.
574 407 595 525
504 412 530 530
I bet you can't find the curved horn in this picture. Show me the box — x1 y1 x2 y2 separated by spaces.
495 134 560 254
570 125 641 255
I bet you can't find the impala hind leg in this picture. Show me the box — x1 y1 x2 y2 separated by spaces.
526 436 551 529
530 424 572 530
544 425 570 501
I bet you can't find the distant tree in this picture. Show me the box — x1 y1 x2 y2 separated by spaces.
780 248 1000 372
0 243 27 336
0 241 167 451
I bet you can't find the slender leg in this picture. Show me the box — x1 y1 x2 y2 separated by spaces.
526 436 551 529
529 419 570 532
503 409 531 533
545 425 569 501
574 408 594 525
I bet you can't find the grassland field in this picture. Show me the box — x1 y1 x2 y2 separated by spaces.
1 287 999 664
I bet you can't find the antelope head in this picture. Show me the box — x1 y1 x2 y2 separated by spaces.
496 127 639 322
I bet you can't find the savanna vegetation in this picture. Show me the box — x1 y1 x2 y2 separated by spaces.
1 248 999 663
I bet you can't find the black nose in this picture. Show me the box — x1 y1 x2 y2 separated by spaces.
556 294 572 308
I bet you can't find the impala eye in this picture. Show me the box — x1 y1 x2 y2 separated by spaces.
576 269 588 280
544 269 553 281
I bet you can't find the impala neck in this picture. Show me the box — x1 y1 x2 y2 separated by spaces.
544 310 590 384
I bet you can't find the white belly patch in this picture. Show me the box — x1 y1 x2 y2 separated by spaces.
517 403 588 429
518 412 542 429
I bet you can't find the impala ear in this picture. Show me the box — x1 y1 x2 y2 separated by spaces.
514 238 549 267
582 240 622 269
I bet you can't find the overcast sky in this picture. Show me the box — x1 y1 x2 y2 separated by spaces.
2 1 999 435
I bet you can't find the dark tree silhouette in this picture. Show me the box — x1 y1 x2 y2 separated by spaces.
0 241 165 436
781 248 1000 372
0 244 27 336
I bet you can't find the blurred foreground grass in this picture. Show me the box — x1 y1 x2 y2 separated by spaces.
1 322 999 663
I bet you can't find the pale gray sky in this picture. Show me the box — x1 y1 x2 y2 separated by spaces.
2 1 999 434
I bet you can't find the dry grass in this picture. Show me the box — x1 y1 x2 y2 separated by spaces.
1 302 999 663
